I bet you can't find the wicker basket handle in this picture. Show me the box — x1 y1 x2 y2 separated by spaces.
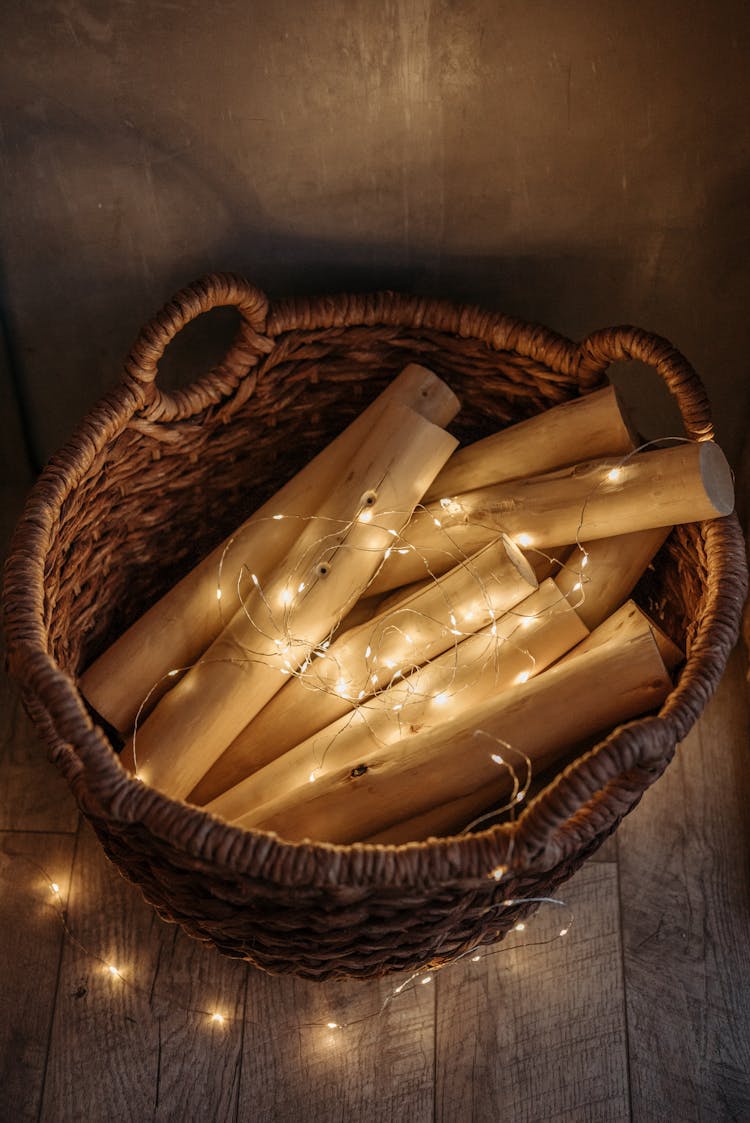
122 272 271 423
576 325 715 443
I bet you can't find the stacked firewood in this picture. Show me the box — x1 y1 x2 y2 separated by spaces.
79 365 733 844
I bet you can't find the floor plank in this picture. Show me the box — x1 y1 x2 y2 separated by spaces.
0 831 76 1122
435 861 630 1123
40 822 247 1123
1 477 79 833
240 964 435 1122
0 667 79 833
618 645 750 1122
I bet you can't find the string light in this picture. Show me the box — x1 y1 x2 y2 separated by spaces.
119 432 692 1036
6 852 574 1039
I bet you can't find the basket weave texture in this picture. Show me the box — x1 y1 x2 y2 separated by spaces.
3 273 747 980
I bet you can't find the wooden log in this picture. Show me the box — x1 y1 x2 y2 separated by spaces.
554 527 671 630
197 527 667 808
562 599 684 671
366 602 680 843
366 441 732 595
191 535 537 803
79 364 459 733
332 593 389 635
203 577 588 819
121 403 458 799
238 627 671 844
424 384 636 501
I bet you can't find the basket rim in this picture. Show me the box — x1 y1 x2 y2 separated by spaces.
3 278 747 891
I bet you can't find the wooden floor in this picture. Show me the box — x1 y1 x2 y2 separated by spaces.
2 481 750 1123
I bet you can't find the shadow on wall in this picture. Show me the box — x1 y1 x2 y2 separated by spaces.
1 101 747 466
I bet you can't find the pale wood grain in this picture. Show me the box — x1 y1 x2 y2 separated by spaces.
435 862 630 1123
239 966 434 1123
0 831 76 1122
40 823 247 1123
618 645 750 1122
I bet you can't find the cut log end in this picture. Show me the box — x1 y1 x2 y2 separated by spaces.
700 440 735 516
501 533 539 589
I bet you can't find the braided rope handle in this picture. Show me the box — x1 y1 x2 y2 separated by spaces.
576 324 715 441
122 272 271 423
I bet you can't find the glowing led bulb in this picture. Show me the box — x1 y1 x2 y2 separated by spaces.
280 587 293 606
607 467 622 481
308 772 317 784
297 581 306 594
211 1013 225 1024
581 554 589 568
167 669 180 678
433 517 442 528
216 588 222 601
433 691 450 705
559 928 569 937
471 955 481 962
327 1021 340 1029
516 671 530 684
272 514 283 520
50 882 60 894
358 508 373 523
107 965 122 978
421 975 433 985
516 533 532 548
491 753 505 766
514 922 526 932
335 678 349 697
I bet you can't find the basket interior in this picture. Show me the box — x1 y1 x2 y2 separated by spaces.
45 324 703 711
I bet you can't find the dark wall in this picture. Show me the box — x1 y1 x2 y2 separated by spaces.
2 0 749 468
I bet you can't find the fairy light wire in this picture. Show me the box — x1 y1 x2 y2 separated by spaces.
3 849 573 1037
118 432 691 1030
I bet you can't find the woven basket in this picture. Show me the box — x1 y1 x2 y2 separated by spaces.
4 273 746 980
